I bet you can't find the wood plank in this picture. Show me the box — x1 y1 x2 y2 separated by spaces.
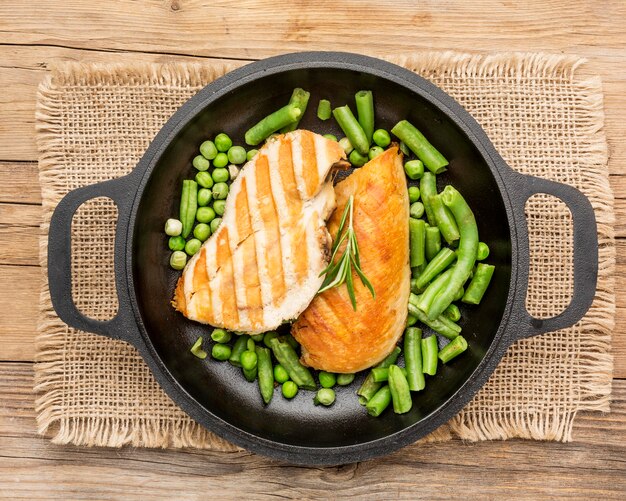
0 162 40 203
0 362 624 499
0 203 41 266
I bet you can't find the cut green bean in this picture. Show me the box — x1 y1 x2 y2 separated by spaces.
338 137 353 154
179 180 198 238
246 149 258 161
256 346 274 404
438 336 468 364
280 88 310 133
366 385 392 417
420 172 438 226
314 388 336 406
317 99 331 120
462 263 495 305
443 303 461 322
408 299 461 340
430 194 460 245
250 333 264 343
284 334 299 350
453 286 465 302
416 248 457 289
263 331 279 348
246 338 255 352
399 141 410 156
409 218 426 268
404 327 425 391
416 268 455 319
332 105 369 155
477 242 490 261
357 346 401 404
337 373 355 386
355 90 375 145
269 337 316 390
421 336 438 376
391 120 448 174
323 133 338 142
406 313 417 327
211 328 231 344
229 336 248 367
245 104 302 145
190 336 207 359
349 149 369 167
243 365 258 382
388 365 412 414
425 226 442 262
371 366 407 383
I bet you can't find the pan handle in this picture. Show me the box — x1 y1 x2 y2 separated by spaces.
507 171 598 339
47 173 140 345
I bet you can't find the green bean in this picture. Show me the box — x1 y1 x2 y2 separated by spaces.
404 327 425 391
477 242 490 261
404 159 424 180
314 388 336 406
197 188 212 207
193 223 211 242
196 206 216 224
409 218 426 268
243 365 258 382
170 250 187 270
411 263 425 279
246 104 302 145
371 366 407 383
408 186 420 203
355 90 375 145
190 336 207 359
282 381 298 399
227 146 246 165
280 88 310 133
269 337 316 390
212 182 229 200
425 226 442 262
229 336 248 367
195 171 214 189
453 286 465 302
246 338 255 352
319 371 336 388
373 129 391 147
338 137 353 154
246 149 258 161
416 268 454 316
391 120 448 174
332 105 369 155
214 133 232 152
256 346 274 404
179 180 198 238
213 200 226 216
165 218 182 237
420 173 438 226
421 336 438 376
263 331 279 348
213 152 229 168
168 236 185 252
192 155 210 171
184 238 201 256
250 333 264 343
210 217 222 233
406 313 417 327
323 134 338 142
423 186 478 319
357 346 401 403
317 99 331 120
349 149 368 167
399 141 410 156
388 365 412 414
416 248 457 289
337 373 355 386
211 343 231 361
369 146 384 159
438 336 468 364
462 263 495 305
443 303 461 322
200 140 218 160
366 385 392 417
211 328 231 344
410 202 425 219
430 194 460 245
273 364 290 384
212 168 229 183
240 350 258 371
408 300 461 340
284 334 299 350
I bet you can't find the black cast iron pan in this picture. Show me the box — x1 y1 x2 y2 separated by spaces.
47 52 598 465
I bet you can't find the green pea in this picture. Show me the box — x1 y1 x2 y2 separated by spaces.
373 129 391 147
408 186 420 203
195 171 214 189
227 145 247 164
318 371 336 388
240 350 258 371
197 188 212 207
193 223 211 242
314 388 335 406
196 206 216 223
200 140 218 160
184 238 202 256
246 149 258 161
338 137 353 154
282 381 298 399
410 202 425 219
192 155 210 171
169 250 187 270
263 331 279 348
477 242 490 261
369 146 384 160
404 159 424 180
165 218 182 236
214 133 232 152
349 149 368 167
323 134 338 142
168 235 186 251
211 328 231 343
213 182 229 200
213 152 229 168
211 343 232 361
210 217 222 233
212 168 230 183
213 200 226 216
250 333 264 342
274 364 289 383
336 373 355 386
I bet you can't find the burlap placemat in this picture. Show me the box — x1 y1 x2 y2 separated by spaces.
34 52 614 450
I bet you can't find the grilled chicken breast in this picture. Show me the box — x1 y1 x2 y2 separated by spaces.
291 146 410 373
173 130 347 333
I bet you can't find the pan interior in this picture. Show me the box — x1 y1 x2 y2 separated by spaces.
132 66 512 448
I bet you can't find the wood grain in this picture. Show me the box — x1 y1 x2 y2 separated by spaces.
0 362 624 499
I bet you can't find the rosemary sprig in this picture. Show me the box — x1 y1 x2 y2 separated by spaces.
318 195 375 310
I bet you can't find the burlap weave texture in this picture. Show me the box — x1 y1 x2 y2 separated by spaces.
35 52 614 450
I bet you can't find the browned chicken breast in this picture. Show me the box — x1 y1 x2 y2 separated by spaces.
291 146 410 373
173 130 347 333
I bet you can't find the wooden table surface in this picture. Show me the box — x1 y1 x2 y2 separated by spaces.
0 1 624 498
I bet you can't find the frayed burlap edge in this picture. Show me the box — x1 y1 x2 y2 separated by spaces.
34 53 614 449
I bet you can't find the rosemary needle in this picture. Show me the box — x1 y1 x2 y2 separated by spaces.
318 195 375 310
